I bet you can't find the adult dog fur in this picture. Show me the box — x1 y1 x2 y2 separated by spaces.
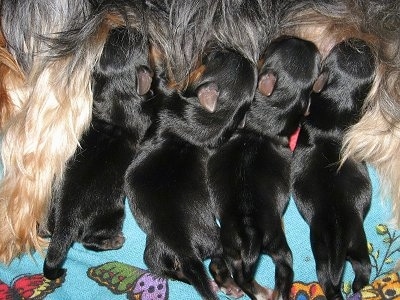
0 31 25 130
291 39 375 300
43 24 154 280
208 37 321 300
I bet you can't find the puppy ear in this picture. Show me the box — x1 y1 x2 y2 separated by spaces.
197 83 219 113
136 68 153 96
312 72 328 93
258 71 276 96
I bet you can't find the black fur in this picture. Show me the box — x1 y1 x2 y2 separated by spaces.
291 39 375 300
124 48 257 300
207 37 321 300
43 25 154 280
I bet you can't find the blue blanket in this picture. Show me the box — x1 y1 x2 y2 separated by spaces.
0 157 399 299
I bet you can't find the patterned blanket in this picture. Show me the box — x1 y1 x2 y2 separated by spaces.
0 162 399 299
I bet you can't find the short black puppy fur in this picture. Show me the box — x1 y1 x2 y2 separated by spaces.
43 26 154 280
207 37 321 300
291 39 375 300
124 48 257 300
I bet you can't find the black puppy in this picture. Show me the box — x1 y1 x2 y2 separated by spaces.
124 48 257 300
43 24 154 280
291 39 375 300
207 37 321 300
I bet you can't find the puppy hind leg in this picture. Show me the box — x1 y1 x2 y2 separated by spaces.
209 256 244 298
81 202 126 251
224 252 270 300
178 257 219 300
347 229 371 292
82 231 125 251
143 240 218 299
349 255 371 293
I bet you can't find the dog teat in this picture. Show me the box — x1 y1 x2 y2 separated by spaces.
197 82 219 112
304 100 311 116
312 71 329 93
136 67 153 96
238 114 246 129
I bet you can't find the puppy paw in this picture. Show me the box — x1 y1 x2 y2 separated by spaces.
98 234 125 250
43 266 66 281
83 233 125 251
252 282 274 300
210 278 245 299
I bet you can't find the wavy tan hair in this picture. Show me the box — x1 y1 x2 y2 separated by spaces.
0 31 26 130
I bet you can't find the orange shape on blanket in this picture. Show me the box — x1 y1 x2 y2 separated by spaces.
359 272 400 300
291 281 325 299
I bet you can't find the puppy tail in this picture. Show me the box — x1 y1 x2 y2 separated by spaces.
179 258 219 300
311 219 346 299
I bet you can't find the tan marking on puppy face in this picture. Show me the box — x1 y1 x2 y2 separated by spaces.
104 12 127 28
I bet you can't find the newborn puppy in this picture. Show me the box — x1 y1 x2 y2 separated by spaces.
207 37 321 300
43 26 154 280
291 39 375 300
124 48 257 300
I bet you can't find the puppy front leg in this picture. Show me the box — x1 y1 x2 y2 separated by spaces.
43 226 74 280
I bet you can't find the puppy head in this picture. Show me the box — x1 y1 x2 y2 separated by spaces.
310 38 376 129
154 48 257 148
251 36 321 137
91 26 153 132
